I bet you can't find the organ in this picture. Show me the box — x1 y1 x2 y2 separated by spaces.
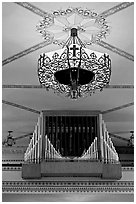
23 110 121 179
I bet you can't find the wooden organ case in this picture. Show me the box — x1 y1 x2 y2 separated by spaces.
22 110 122 179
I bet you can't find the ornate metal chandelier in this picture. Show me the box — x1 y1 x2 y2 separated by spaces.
37 8 111 99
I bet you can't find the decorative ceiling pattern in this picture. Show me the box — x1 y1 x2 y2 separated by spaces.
2 2 134 147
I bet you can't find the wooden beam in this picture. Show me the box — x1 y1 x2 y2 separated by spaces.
2 84 134 89
2 100 40 114
2 41 52 66
102 102 134 114
97 41 134 61
100 2 134 18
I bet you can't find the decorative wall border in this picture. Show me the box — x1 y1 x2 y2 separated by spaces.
122 167 134 171
2 181 134 194
2 160 24 163
2 166 22 171
2 166 134 172
97 41 134 61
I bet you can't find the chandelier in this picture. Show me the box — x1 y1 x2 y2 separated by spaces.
37 8 111 99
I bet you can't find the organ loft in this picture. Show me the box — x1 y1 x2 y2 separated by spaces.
22 110 122 179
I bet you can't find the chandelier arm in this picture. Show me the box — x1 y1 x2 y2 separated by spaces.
76 36 85 47
63 36 72 48
66 46 71 68
66 46 72 83
77 46 82 83
73 36 76 44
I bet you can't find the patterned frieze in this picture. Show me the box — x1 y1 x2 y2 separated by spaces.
2 180 134 194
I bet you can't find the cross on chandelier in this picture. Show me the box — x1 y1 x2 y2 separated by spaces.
70 45 79 57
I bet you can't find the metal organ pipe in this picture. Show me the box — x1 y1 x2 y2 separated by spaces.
24 115 119 165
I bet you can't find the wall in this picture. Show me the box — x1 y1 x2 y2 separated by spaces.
2 167 134 181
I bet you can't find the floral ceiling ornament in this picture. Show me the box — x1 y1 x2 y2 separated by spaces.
36 7 110 46
37 8 111 99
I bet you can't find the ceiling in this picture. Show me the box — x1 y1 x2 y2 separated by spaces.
2 2 134 147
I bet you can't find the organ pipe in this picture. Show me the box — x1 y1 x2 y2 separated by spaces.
24 114 119 164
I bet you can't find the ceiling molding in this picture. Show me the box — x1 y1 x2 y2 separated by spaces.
97 41 134 61
2 100 40 114
102 102 134 114
2 41 52 66
100 2 134 18
2 84 134 89
15 2 49 17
